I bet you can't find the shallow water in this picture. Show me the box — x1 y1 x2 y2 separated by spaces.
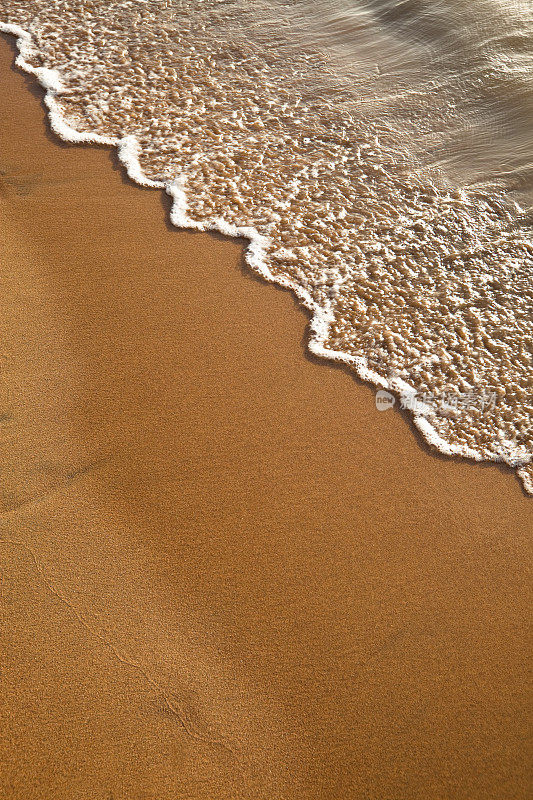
1 0 531 492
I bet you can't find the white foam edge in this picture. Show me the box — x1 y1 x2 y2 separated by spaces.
2 20 531 492
517 465 533 495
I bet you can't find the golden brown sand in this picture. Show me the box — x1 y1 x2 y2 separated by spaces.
0 35 531 800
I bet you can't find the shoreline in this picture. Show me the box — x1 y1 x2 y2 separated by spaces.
2 22 529 493
0 32 531 800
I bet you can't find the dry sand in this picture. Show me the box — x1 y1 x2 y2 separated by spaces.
0 34 531 800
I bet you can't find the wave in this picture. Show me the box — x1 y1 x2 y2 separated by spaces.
1 0 531 494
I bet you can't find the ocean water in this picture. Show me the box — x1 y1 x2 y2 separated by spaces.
1 0 532 492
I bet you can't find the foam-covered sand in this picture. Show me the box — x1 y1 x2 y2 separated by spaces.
0 35 532 800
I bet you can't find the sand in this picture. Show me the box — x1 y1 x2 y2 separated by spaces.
0 34 531 800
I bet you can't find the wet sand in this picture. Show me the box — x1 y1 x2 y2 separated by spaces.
0 34 531 800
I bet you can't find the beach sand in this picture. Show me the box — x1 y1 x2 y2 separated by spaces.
0 34 531 800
